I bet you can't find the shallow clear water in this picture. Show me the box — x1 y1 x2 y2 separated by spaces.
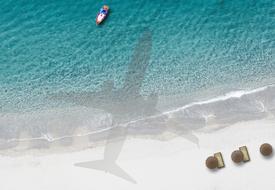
0 0 275 149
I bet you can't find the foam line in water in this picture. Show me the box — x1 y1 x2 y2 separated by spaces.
1 84 274 151
125 84 272 126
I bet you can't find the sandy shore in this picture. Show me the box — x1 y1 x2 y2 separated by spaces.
1 118 275 190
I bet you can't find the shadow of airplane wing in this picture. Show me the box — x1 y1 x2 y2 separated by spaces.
73 29 154 184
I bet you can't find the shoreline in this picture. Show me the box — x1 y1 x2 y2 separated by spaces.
1 83 275 155
1 118 275 189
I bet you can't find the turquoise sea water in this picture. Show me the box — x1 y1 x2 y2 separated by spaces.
0 0 275 148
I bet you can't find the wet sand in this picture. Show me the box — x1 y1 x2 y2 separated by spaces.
1 118 275 190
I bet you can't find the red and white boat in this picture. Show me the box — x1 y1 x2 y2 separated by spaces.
96 5 109 25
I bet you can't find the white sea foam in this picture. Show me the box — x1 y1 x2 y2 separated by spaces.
126 84 272 125
1 84 275 151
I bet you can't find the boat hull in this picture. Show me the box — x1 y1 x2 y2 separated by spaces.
96 14 107 25
96 6 109 25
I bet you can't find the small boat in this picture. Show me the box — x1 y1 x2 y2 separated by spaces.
96 5 109 25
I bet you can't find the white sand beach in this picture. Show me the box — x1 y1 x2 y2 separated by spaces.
1 117 275 190
1 0 274 189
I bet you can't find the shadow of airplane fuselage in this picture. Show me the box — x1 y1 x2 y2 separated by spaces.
53 29 158 184
53 30 156 124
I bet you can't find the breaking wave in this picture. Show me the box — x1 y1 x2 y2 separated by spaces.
1 84 275 152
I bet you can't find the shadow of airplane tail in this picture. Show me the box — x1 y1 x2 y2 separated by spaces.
74 159 137 184
74 125 137 184
72 29 153 184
